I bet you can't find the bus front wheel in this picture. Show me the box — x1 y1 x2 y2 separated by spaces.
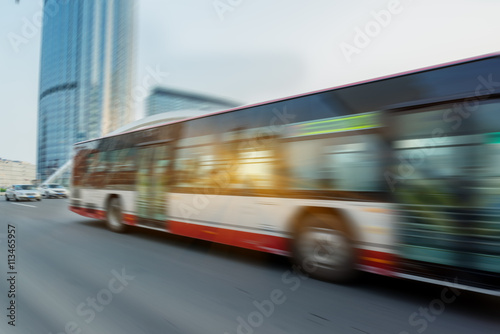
106 197 128 233
292 213 356 283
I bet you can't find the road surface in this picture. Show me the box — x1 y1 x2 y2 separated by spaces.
0 197 498 334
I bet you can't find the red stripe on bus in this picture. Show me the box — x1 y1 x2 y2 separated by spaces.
68 206 290 255
123 213 136 225
69 205 104 220
69 205 394 274
70 206 136 224
358 248 396 273
69 205 83 215
168 220 291 256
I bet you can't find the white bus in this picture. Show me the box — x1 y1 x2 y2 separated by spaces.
71 53 500 294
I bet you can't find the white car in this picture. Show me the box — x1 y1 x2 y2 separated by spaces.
5 185 42 202
39 184 69 198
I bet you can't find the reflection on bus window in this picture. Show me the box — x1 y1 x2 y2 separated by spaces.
175 147 217 187
233 149 276 189
285 134 383 192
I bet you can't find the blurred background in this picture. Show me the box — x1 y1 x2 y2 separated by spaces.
1 1 500 334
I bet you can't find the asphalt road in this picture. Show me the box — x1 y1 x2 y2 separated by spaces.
0 197 498 334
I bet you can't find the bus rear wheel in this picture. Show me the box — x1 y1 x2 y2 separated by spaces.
106 197 128 233
292 213 356 283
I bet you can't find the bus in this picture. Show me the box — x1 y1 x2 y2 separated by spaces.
70 53 500 295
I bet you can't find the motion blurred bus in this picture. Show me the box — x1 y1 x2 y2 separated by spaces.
70 53 500 295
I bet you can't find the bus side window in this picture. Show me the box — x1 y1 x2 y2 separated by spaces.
174 136 217 188
326 135 383 192
218 127 280 190
87 153 98 174
285 134 383 192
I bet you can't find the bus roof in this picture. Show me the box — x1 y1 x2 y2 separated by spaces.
75 52 500 145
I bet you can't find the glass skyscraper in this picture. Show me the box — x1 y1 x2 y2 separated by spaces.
37 0 135 181
146 87 240 117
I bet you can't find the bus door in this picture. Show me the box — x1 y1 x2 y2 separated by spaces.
388 100 500 281
136 143 171 229
388 104 474 272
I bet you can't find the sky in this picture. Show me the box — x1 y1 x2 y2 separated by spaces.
0 0 499 165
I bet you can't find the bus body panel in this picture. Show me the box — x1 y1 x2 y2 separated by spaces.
70 54 500 293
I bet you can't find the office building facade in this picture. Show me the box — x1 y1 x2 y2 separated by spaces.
37 0 135 181
146 87 239 117
0 159 37 188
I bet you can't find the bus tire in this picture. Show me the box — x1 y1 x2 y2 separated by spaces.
292 213 356 283
106 197 128 233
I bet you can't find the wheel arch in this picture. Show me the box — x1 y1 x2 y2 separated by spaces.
105 193 120 210
288 206 360 244
104 193 129 233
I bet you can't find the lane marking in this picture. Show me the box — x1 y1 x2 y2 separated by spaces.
11 202 37 208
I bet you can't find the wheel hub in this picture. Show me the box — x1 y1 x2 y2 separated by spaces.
109 201 122 227
299 227 350 269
